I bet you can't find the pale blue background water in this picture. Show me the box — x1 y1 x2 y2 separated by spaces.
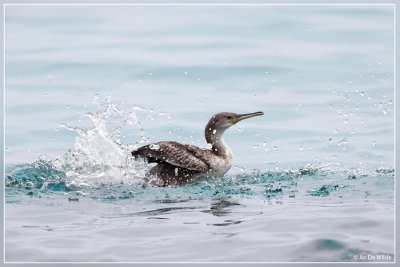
4 4 395 262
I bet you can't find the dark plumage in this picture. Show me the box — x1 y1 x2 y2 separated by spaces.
132 141 211 185
132 111 264 186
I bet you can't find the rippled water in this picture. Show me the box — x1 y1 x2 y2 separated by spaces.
5 4 394 262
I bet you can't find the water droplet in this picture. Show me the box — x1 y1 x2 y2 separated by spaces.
372 140 377 146
5 147 10 152
361 91 365 96
337 138 347 146
206 143 212 149
66 105 70 109
212 129 217 134
336 109 342 114
149 144 160 150
158 112 171 119
198 101 203 106
149 72 153 76
299 147 304 151
133 105 145 112
92 93 100 105
234 166 245 173
273 146 278 150
253 144 260 149
262 141 267 146
184 71 187 75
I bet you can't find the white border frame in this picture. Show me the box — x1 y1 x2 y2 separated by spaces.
2 2 396 265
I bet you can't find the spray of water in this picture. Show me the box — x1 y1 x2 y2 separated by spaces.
5 96 394 200
50 96 164 188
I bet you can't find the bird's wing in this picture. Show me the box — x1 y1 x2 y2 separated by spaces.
132 141 210 172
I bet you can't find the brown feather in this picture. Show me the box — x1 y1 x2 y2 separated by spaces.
132 141 210 172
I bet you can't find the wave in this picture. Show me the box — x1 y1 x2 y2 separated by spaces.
5 97 395 200
5 158 394 200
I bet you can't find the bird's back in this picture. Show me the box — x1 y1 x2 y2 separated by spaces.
132 141 210 172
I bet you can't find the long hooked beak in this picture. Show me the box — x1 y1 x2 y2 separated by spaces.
234 111 264 123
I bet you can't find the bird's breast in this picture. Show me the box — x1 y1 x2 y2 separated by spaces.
207 153 232 177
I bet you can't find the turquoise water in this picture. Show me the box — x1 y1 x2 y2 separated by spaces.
5 5 395 262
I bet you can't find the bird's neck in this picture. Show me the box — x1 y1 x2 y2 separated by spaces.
205 125 231 158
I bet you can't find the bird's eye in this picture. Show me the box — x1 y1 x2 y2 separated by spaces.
227 116 232 119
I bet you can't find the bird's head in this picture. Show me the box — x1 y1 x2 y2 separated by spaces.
207 111 264 131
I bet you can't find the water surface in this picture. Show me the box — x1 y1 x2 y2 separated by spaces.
5 4 395 262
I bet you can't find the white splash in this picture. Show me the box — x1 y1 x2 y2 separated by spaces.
53 96 164 187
